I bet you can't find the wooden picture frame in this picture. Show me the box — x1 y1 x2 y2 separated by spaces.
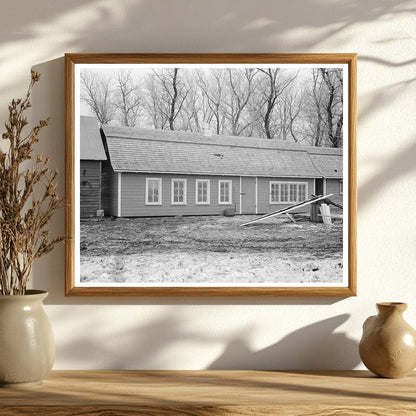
65 53 356 296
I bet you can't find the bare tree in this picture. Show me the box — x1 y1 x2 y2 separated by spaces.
311 69 325 146
320 68 343 147
114 70 142 127
177 89 200 132
277 89 302 142
174 71 208 133
150 68 190 130
302 68 343 147
256 69 298 139
79 66 343 147
197 69 227 135
144 75 167 129
221 69 259 136
80 71 115 125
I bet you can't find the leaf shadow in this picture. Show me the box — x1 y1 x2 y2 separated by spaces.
208 314 360 370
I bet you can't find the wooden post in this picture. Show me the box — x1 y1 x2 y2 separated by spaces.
310 202 323 223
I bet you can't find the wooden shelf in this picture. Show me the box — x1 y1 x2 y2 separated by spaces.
1 370 415 415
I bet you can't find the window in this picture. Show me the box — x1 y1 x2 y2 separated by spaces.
281 184 288 202
218 180 232 204
196 179 210 205
298 184 306 201
171 179 187 205
270 182 279 203
270 181 308 204
289 184 297 201
146 178 162 205
339 180 343 195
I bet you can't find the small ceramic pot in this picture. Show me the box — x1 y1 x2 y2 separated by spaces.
359 302 416 378
0 290 55 387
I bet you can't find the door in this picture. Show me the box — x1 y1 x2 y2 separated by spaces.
315 178 324 196
240 177 257 214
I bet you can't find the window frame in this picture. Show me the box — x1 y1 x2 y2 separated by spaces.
218 180 233 205
195 179 210 205
145 177 162 205
171 178 187 205
269 181 308 204
270 182 280 204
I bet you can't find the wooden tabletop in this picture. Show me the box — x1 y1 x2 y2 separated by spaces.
1 370 415 415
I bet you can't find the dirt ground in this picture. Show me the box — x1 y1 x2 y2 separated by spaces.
80 214 344 284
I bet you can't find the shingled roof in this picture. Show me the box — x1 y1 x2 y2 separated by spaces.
80 116 107 160
101 126 343 179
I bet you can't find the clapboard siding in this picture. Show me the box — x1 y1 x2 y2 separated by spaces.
326 178 343 206
117 173 320 217
120 173 240 217
257 177 315 215
80 160 101 217
101 161 118 216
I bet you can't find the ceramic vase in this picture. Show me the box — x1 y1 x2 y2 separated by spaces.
0 290 55 387
359 302 416 378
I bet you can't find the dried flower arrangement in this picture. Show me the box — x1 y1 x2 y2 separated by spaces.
0 71 65 295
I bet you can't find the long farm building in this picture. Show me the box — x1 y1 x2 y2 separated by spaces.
84 122 344 218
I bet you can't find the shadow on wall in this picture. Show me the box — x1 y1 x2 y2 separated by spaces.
30 56 67 301
0 0 414 96
208 314 360 370
55 311 215 369
358 77 416 128
0 0 413 51
359 138 416 210
53 308 359 370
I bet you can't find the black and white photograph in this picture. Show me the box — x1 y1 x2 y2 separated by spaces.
65 54 356 295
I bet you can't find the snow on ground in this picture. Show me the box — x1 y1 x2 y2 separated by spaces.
80 215 343 284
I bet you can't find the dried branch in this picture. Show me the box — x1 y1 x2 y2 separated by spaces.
0 71 66 295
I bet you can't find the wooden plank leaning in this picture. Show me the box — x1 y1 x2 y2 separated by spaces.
319 203 332 225
241 194 334 226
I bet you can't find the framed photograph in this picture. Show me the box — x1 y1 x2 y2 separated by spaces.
65 53 356 296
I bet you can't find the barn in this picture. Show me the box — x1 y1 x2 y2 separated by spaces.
99 125 343 218
80 116 107 217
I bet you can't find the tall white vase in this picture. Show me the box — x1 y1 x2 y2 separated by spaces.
0 290 55 387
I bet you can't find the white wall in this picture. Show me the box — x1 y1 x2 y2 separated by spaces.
0 0 415 370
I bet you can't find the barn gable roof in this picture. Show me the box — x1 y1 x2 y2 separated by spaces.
80 116 107 161
101 126 343 179
310 154 343 178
